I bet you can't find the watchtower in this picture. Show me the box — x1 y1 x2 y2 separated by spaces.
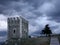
7 16 28 39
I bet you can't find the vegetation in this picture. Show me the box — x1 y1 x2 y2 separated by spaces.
41 24 52 36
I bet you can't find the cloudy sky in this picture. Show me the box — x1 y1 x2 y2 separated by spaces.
0 0 60 42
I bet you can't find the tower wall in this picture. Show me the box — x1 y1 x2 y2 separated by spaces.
7 16 28 39
21 17 28 38
8 17 20 39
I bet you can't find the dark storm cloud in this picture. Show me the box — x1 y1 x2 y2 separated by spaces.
0 0 19 4
0 31 7 36
0 0 45 16
0 0 22 14
48 10 60 22
23 0 45 9
48 11 60 22
45 0 60 22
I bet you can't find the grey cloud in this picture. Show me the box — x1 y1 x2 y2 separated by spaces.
46 0 60 22
0 0 45 15
0 0 44 18
47 8 60 22
48 12 60 22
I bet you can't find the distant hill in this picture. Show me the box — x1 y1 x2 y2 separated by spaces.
0 31 7 36
0 42 5 45
30 30 42 36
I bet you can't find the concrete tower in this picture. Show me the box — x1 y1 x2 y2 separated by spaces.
7 16 28 39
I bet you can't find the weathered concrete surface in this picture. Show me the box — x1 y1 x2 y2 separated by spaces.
50 37 60 45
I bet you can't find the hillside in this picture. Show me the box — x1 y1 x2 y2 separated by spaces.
21 37 50 45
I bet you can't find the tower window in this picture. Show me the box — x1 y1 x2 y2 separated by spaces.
14 30 15 33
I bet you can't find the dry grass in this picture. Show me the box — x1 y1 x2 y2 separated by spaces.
5 37 51 45
21 37 51 45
